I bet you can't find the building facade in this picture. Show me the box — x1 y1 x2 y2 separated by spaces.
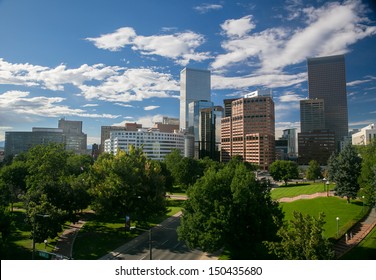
352 124 376 145
199 106 223 160
58 118 87 154
300 99 325 132
298 130 336 165
179 68 211 131
307 55 348 149
4 128 64 157
100 123 142 152
221 90 275 169
104 128 185 161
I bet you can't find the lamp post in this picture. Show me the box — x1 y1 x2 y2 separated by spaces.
131 227 152 260
326 181 330 197
323 178 327 192
336 217 340 237
32 214 50 260
362 196 365 213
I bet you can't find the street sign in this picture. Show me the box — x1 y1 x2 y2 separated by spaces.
38 250 50 259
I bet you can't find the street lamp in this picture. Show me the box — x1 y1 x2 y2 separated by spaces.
130 227 152 260
326 181 330 197
32 214 50 260
362 196 365 213
336 217 340 237
323 178 327 192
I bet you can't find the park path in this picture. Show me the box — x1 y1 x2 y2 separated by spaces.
334 208 376 259
277 191 334 202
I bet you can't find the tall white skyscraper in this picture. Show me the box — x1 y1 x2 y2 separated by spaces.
179 68 211 131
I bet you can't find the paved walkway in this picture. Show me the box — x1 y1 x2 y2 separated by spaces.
334 208 376 259
52 214 88 259
277 191 334 202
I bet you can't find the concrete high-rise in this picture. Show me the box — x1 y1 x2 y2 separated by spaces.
179 68 211 131
221 90 275 169
307 55 348 149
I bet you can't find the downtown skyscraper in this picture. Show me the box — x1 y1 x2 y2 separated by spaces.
179 68 211 131
307 54 348 149
221 90 275 169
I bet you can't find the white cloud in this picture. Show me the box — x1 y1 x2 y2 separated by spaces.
0 58 179 104
82 103 99 107
144 105 160 111
220 15 256 38
86 27 210 65
212 1 376 73
78 68 179 103
194 3 223 14
212 72 306 90
0 90 120 120
278 91 304 102
0 59 122 91
113 114 164 128
86 27 137 51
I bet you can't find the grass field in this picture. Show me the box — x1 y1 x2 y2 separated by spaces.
341 225 376 259
271 182 335 200
280 197 364 239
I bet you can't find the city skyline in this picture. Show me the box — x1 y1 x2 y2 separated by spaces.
1 0 376 146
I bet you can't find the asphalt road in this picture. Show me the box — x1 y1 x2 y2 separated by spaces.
100 213 212 260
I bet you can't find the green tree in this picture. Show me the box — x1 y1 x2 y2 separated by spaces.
330 143 362 203
306 160 322 182
327 152 338 182
357 139 376 206
164 149 202 189
269 160 299 185
0 160 29 211
0 205 13 252
89 146 166 221
265 211 335 260
178 160 283 259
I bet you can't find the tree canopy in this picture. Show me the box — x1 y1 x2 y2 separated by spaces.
357 139 376 206
328 143 362 203
306 160 322 182
177 159 283 259
265 211 335 260
89 146 167 222
269 160 299 185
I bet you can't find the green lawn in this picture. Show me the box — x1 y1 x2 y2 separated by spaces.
271 182 335 200
281 197 364 239
341 224 376 259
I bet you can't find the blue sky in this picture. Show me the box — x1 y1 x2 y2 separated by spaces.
0 0 375 146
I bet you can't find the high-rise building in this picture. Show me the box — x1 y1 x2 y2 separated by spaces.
300 99 325 133
221 90 275 169
298 130 336 165
199 106 223 160
282 128 297 158
307 54 348 149
58 118 87 154
179 68 211 131
188 100 213 158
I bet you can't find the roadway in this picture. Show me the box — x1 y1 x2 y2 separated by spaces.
100 213 215 260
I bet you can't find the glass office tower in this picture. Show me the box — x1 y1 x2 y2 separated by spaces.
179 68 211 131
